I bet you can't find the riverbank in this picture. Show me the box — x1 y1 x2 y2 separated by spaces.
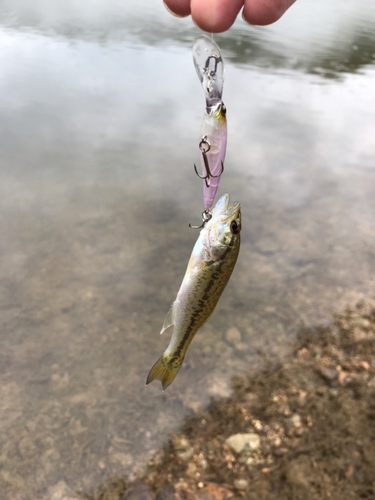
85 298 375 500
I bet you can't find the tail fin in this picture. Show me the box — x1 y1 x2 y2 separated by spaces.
146 354 183 390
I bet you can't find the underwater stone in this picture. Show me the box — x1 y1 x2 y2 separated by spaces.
225 433 260 454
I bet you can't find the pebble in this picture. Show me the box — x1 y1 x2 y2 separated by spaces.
111 452 133 467
359 318 371 329
225 327 241 344
319 366 338 382
235 342 249 352
175 481 189 491
172 437 193 461
338 371 354 386
47 481 80 500
359 361 370 371
286 413 302 428
295 427 304 437
172 436 190 452
208 377 231 399
225 433 260 454
196 483 234 499
234 479 249 491
177 451 193 461
186 400 204 414
273 437 281 447
298 391 307 407
252 419 263 431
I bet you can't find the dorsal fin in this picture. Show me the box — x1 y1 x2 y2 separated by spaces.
160 300 179 335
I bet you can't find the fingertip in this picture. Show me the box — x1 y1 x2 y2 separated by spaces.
191 14 229 34
243 0 296 26
241 7 259 26
191 0 243 33
163 0 191 18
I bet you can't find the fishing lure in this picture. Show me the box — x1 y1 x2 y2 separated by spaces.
192 35 227 213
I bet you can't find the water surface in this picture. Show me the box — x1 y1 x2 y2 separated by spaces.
0 0 375 497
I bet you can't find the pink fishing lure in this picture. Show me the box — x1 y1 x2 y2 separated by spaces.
193 35 227 211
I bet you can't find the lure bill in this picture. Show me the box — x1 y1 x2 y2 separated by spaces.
192 35 227 211
146 194 241 390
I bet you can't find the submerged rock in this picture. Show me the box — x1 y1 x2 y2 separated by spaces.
233 479 249 491
285 413 302 429
196 483 233 499
319 366 338 382
225 433 260 454
47 481 80 500
172 436 190 452
225 327 241 345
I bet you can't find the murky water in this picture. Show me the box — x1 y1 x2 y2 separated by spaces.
0 0 375 498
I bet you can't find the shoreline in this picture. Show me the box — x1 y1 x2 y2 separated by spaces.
85 298 375 500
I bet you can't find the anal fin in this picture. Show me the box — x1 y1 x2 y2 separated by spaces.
160 300 179 335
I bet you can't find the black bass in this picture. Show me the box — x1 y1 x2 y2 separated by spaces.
146 193 241 390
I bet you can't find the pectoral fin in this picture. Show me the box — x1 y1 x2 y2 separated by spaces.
160 300 179 335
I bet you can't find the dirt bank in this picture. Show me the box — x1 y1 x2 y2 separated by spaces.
87 299 375 500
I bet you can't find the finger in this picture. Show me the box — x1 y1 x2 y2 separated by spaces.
243 0 296 25
163 0 191 18
191 0 244 33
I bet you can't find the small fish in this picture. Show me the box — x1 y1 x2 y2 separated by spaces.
146 194 241 390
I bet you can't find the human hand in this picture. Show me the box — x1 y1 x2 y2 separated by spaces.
163 0 297 33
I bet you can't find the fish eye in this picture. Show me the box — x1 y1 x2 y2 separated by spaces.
230 220 240 234
221 104 227 116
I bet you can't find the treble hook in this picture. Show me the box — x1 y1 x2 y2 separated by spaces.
189 209 212 229
193 136 224 188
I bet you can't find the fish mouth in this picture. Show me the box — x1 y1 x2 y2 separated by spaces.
213 193 241 220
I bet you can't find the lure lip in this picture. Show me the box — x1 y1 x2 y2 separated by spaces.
192 34 225 107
